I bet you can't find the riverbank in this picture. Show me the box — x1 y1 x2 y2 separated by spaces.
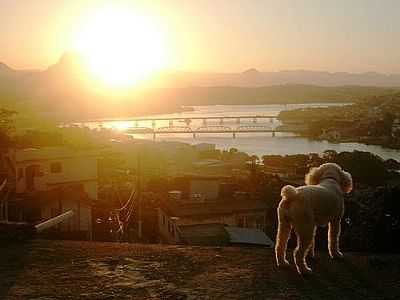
304 135 400 151
278 93 400 151
73 103 400 161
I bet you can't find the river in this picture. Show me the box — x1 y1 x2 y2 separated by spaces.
85 103 400 161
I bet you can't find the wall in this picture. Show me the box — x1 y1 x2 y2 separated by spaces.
176 211 266 230
14 152 98 200
157 208 180 243
41 198 92 239
189 179 219 201
158 208 267 244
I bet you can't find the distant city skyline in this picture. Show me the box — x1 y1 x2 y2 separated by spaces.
1 0 399 74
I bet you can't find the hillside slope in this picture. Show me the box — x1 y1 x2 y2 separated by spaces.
0 240 399 299
1 56 400 120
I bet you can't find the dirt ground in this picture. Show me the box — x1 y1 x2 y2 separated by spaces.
0 240 399 300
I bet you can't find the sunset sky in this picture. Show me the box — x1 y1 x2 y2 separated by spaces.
1 0 399 74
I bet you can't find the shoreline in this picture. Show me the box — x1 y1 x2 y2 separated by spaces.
299 135 400 151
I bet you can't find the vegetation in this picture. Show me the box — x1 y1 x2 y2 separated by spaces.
0 108 17 148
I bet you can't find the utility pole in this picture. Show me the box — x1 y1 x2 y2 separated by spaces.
137 147 142 240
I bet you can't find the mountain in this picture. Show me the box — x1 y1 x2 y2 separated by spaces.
157 69 400 88
1 54 400 121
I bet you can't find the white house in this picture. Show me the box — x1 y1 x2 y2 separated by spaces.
3 147 99 239
6 147 98 200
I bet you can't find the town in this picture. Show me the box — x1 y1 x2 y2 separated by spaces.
1 109 399 253
2 1 400 298
279 93 400 149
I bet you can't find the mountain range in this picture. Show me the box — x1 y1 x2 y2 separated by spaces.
1 53 400 121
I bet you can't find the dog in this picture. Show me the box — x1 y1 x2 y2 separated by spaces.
275 163 353 274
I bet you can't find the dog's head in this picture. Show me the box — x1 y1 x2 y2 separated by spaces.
305 163 353 193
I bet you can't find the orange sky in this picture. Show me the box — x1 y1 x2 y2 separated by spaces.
1 0 399 73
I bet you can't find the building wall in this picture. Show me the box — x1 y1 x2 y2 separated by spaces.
157 208 180 243
189 179 219 201
6 148 97 240
176 211 266 231
41 199 92 238
14 152 98 200
158 208 267 244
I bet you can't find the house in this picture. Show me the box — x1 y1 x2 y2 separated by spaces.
156 176 269 245
392 118 400 138
193 143 216 152
263 165 299 180
2 147 99 239
170 174 233 202
5 147 98 199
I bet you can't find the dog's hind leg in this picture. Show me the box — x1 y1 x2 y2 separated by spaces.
308 237 316 259
293 223 314 275
328 219 343 259
275 208 291 267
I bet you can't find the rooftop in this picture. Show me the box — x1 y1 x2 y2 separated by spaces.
1 240 399 299
161 199 267 218
10 147 100 163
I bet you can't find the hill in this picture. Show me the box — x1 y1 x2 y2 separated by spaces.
1 55 400 121
1 240 399 299
158 69 400 88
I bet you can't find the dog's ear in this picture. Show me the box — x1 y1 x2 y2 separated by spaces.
340 170 353 193
305 166 323 185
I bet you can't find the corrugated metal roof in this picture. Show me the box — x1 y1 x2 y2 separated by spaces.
225 226 274 247
179 223 229 246
162 200 267 217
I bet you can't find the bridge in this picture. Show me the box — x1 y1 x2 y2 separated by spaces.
84 115 278 124
125 124 307 139
75 115 307 139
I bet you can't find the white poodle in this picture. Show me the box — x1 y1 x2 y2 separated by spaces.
275 163 353 274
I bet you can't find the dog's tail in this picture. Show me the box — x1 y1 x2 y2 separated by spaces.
280 185 298 202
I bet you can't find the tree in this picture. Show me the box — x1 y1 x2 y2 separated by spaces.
0 108 16 148
333 151 389 187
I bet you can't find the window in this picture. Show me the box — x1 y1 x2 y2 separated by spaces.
50 162 62 173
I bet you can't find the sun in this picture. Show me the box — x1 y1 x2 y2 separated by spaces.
73 7 168 88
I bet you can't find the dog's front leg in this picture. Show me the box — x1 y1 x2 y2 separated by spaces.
328 219 343 259
275 210 291 267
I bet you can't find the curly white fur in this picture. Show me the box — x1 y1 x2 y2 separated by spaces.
275 163 353 275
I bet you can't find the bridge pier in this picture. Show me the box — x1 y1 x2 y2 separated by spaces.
152 120 156 128
219 118 224 125
236 118 240 124
253 117 257 124
134 121 139 127
169 120 173 127
233 132 236 139
202 119 207 126
272 131 275 137
193 132 196 139
153 132 156 140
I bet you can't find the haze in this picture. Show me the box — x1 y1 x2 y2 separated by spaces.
1 0 399 74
